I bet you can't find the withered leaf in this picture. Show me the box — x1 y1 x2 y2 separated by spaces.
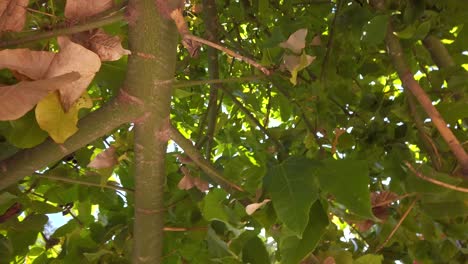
0 49 55 80
64 0 113 21
0 0 28 32
280 28 308 54
245 199 271 215
73 29 131 61
0 72 80 121
44 36 101 111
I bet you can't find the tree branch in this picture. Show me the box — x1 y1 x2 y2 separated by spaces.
0 9 126 48
422 35 456 68
385 23 468 176
124 0 178 262
168 124 245 193
404 161 468 193
202 0 221 158
0 95 141 191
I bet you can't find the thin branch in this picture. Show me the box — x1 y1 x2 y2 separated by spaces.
422 35 456 68
183 34 271 75
375 198 418 252
404 161 468 193
0 9 125 48
168 124 245 193
385 23 468 176
0 94 141 191
34 173 134 193
173 76 264 89
163 226 207 232
221 88 284 152
373 193 416 208
406 91 442 170
320 0 343 82
202 0 222 158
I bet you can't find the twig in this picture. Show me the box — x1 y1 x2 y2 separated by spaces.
173 76 264 89
320 0 343 82
406 91 442 170
0 9 125 48
404 161 468 193
183 34 271 75
375 198 418 252
221 88 284 152
373 193 416 208
163 226 207 232
34 173 134 193
168 124 245 193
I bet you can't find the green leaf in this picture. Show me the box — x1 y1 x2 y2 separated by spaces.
0 235 12 263
280 202 329 264
1 111 48 148
0 192 17 215
354 254 383 264
267 157 319 237
29 201 62 214
362 15 389 45
318 159 374 219
242 235 270 264
201 189 230 223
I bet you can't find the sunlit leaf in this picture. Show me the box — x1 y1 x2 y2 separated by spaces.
35 91 93 143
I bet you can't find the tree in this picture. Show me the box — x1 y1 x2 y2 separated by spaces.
0 0 467 263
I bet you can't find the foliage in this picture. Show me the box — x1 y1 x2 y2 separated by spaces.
0 0 467 263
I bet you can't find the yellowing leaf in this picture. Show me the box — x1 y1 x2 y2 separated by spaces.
0 49 55 80
88 146 117 169
35 91 93 143
64 0 113 20
245 199 271 215
283 53 316 85
0 0 28 32
0 72 80 121
45 36 101 111
280 28 308 54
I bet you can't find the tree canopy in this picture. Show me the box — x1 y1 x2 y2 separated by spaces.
0 0 467 263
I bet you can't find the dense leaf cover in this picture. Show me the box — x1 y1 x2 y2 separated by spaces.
0 0 467 263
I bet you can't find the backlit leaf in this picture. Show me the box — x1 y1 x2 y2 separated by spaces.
280 202 329 264
267 157 319 237
280 28 308 54
318 159 374 219
35 91 92 143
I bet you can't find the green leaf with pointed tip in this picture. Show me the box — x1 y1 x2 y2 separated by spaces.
318 159 374 219
280 201 329 264
242 235 270 264
267 157 320 237
201 189 230 223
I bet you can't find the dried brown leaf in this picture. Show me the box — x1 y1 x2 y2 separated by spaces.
245 199 271 215
0 49 55 80
193 177 209 192
280 28 308 54
88 146 118 169
311 35 322 46
87 29 131 61
64 0 113 21
0 72 80 121
45 36 101 111
0 0 28 32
